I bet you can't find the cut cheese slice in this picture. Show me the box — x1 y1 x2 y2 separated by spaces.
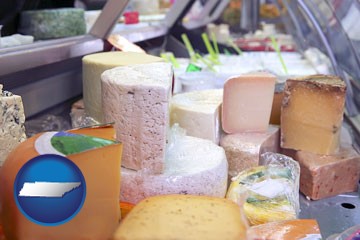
222 72 276 133
0 85 26 167
220 125 280 177
294 145 360 200
281 75 346 154
120 135 228 204
0 126 122 240
247 219 321 240
113 195 248 240
82 51 164 122
102 62 173 174
170 89 223 144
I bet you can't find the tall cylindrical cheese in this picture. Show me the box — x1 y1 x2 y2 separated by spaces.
82 52 164 123
120 135 228 204
101 62 173 174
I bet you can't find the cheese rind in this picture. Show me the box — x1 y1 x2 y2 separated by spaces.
102 62 173 174
220 125 280 177
113 195 248 240
0 86 26 167
0 126 122 240
170 89 223 144
281 75 346 154
222 72 276 133
295 146 360 200
82 52 164 122
120 135 228 204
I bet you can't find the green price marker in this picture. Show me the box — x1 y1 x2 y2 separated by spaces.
186 63 202 72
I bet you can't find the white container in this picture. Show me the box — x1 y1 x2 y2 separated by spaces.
179 72 217 93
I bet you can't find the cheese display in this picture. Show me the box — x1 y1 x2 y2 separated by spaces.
269 83 284 125
294 146 360 200
247 219 322 240
0 85 26 167
227 152 300 225
222 72 276 133
170 89 223 144
18 8 86 40
0 125 122 240
281 75 346 155
220 125 280 177
102 62 173 174
82 51 164 122
120 127 228 204
113 194 248 240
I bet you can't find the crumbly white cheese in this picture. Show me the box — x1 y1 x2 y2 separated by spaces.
0 85 26 166
101 62 173 174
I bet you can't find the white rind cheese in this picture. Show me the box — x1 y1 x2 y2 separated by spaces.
0 85 26 167
170 89 223 144
82 52 164 122
120 135 228 204
102 62 173 174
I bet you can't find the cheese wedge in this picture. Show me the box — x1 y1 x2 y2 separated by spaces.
0 126 122 240
269 83 284 125
82 52 164 122
281 75 346 154
247 219 322 240
170 89 223 144
222 72 276 133
120 135 228 204
295 145 360 200
220 125 280 177
113 195 248 240
0 85 26 167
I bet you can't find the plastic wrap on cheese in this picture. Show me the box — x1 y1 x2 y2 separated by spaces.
226 152 300 225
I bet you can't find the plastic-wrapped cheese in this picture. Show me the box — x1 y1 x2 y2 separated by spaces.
83 52 164 122
170 89 223 144
0 125 122 240
120 127 228 204
18 8 86 40
220 125 280 177
113 195 248 240
102 62 173 174
0 85 26 167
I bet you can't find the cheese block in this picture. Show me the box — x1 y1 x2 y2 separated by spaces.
102 62 173 174
170 89 223 144
226 153 300 225
222 72 276 133
120 134 228 204
269 83 284 125
0 125 122 240
82 52 164 122
294 145 360 200
18 8 86 40
113 195 248 240
281 75 346 155
220 125 280 177
247 219 322 240
0 85 26 167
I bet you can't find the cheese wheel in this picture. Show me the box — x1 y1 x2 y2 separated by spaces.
102 62 173 174
82 52 164 122
113 195 248 240
120 135 228 204
0 126 122 240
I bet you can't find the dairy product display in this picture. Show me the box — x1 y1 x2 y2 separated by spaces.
281 75 346 155
270 83 284 125
113 195 248 240
0 85 26 167
170 89 223 144
82 52 164 122
222 72 276 133
0 126 122 240
220 125 280 177
102 62 173 174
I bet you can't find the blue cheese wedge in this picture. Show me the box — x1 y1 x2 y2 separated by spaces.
0 85 26 166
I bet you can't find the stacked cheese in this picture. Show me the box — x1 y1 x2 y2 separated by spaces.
280 75 360 200
101 62 228 204
0 85 26 167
